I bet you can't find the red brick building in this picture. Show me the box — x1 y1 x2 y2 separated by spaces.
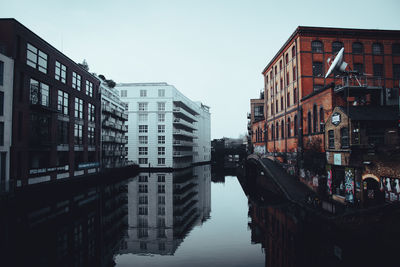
248 96 266 154
248 26 400 203
0 19 101 187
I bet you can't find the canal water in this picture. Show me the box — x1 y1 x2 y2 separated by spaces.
0 165 265 267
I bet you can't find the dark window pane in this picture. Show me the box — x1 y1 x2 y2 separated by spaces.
311 41 323 53
332 41 343 54
372 43 383 55
352 42 363 54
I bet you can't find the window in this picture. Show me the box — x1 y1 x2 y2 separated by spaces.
353 63 364 74
86 81 93 97
287 92 290 107
275 100 278 113
311 41 323 53
158 206 165 215
121 90 127 97
281 120 284 139
293 66 296 81
313 105 318 133
276 122 279 139
138 113 147 122
74 98 83 119
0 61 3 85
352 42 363 54
139 158 148 164
392 43 400 55
312 62 323 77
139 147 148 155
307 111 312 134
74 124 83 145
294 115 298 136
140 90 147 97
280 97 283 111
139 195 148 204
72 72 81 91
30 113 50 145
158 174 165 182
158 89 165 97
158 158 165 165
373 64 383 77
139 136 148 144
158 113 165 122
158 184 165 193
158 102 165 111
328 130 334 149
158 195 165 204
0 122 4 146
139 184 148 193
320 107 325 132
314 84 324 92
393 64 400 80
55 61 66 83
139 207 148 215
158 136 165 144
158 125 165 133
138 103 148 111
293 88 297 104
30 79 49 107
287 117 291 137
372 43 383 55
280 78 283 90
158 147 165 155
285 54 288 65
88 127 95 145
26 43 47 73
341 127 349 148
0 92 3 115
292 45 296 58
57 90 69 115
286 72 289 86
271 124 274 140
279 60 282 71
88 103 95 122
139 175 148 182
332 41 343 54
139 125 148 133
270 103 273 115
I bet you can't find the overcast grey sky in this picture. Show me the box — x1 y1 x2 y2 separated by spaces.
1 0 400 139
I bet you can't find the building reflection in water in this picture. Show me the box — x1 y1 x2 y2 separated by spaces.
118 164 211 256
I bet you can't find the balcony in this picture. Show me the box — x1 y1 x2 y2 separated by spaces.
173 151 194 157
173 140 194 147
173 117 196 130
102 105 113 114
334 75 383 96
102 135 115 142
173 128 195 138
173 106 197 123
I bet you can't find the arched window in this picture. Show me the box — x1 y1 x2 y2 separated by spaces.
319 107 324 132
311 41 323 53
281 120 285 139
372 43 383 55
392 43 400 55
276 122 279 140
271 124 274 140
292 45 296 58
307 111 312 134
287 117 291 137
332 41 343 54
313 105 318 133
352 42 363 54
294 115 298 136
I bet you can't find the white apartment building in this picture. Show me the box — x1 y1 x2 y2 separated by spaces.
117 83 211 169
0 53 13 193
99 77 129 169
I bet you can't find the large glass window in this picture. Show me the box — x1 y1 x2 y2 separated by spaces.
139 125 148 133
312 61 323 77
139 147 148 155
30 79 49 107
138 113 147 122
158 89 165 97
158 125 165 133
158 102 165 111
372 43 383 55
26 43 47 73
158 136 165 144
86 80 93 97
158 147 165 155
140 90 147 97
55 61 67 83
72 72 81 91
373 64 384 77
74 98 83 119
332 41 343 54
88 103 95 122
311 41 323 53
158 113 165 122
74 124 83 145
57 120 69 144
30 113 50 145
307 111 312 134
341 127 349 148
139 136 148 144
88 127 95 145
294 115 298 136
57 90 69 115
352 42 363 54
353 63 364 74
313 105 318 133
328 130 334 148
287 117 291 137
138 103 148 111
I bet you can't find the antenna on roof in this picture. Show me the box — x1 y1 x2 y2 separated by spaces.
325 47 348 78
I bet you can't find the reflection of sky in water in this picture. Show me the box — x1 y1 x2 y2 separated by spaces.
116 176 264 267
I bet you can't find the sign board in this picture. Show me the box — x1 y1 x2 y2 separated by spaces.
78 162 100 170
332 112 341 126
29 165 69 175
334 153 341 165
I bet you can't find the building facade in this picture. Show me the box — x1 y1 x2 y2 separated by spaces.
0 19 101 187
99 77 128 169
0 52 14 192
117 83 211 169
249 26 400 205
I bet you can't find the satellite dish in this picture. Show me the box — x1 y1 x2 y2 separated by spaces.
325 47 348 78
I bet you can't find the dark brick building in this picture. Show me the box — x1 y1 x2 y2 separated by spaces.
0 18 101 187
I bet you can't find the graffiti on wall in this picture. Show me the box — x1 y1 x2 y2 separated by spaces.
381 177 400 202
344 168 354 203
